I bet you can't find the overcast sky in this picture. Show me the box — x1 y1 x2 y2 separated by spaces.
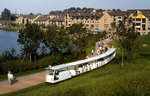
0 0 150 14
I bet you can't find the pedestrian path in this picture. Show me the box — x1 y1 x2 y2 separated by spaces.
0 38 114 95
0 72 45 95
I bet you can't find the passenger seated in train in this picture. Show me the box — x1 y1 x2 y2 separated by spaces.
54 71 59 80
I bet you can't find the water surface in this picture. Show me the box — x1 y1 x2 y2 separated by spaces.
0 30 21 55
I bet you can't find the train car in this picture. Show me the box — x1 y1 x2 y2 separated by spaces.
45 48 116 83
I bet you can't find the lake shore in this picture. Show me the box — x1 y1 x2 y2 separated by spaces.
0 27 19 32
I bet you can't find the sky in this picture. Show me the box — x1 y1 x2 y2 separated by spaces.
0 0 150 14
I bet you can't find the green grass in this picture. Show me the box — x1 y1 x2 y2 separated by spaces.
0 68 44 82
85 36 97 55
134 34 150 55
2 57 150 96
2 35 150 96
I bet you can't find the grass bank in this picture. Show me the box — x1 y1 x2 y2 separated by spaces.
2 56 150 96
2 35 150 96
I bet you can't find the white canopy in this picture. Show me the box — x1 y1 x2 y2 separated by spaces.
46 48 116 70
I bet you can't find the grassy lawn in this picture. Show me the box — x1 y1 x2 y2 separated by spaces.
85 35 98 55
0 68 44 82
2 35 150 96
2 56 150 96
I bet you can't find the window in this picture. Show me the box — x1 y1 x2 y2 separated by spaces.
148 27 150 30
95 24 98 27
86 24 89 27
136 23 141 26
104 24 109 28
118 17 122 19
136 18 141 21
136 28 141 30
142 25 146 30
104 17 107 23
142 19 146 23
91 25 94 28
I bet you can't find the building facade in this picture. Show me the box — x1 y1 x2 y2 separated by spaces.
15 9 150 35
16 15 40 25
128 9 150 35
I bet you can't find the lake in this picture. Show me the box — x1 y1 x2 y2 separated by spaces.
0 30 49 55
0 30 21 55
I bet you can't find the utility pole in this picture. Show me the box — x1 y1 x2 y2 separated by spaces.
122 50 124 68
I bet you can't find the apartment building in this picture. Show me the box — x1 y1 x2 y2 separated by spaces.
49 17 65 27
49 9 99 29
16 15 40 25
99 11 127 31
128 9 150 35
15 9 150 35
34 15 50 26
65 13 103 30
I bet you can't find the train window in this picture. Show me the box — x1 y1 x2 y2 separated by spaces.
46 70 54 75
98 58 104 61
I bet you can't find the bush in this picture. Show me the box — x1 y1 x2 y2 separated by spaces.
0 55 62 75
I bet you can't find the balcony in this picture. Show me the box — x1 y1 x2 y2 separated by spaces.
135 26 141 28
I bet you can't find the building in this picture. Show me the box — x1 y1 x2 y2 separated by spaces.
16 15 40 25
34 15 50 26
128 9 150 35
99 11 127 31
15 9 150 35
65 13 103 31
49 17 65 27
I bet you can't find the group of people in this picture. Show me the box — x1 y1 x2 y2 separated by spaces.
96 41 109 55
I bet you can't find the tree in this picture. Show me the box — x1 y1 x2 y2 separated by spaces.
29 13 34 15
112 9 116 11
96 9 103 12
67 23 87 40
44 26 71 56
17 24 43 61
1 8 11 20
115 16 139 60
11 14 17 21
107 9 111 11
111 22 116 31
67 23 87 54
117 9 121 11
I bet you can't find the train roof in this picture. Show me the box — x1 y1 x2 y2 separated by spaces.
46 48 116 70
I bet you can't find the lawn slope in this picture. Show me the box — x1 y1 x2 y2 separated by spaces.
3 56 150 96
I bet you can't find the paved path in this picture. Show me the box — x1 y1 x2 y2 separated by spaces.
0 38 113 95
0 72 45 95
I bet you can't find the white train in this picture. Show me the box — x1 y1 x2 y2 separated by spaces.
45 48 116 83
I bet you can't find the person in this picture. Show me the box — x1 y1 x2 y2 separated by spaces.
7 71 14 86
92 50 94 55
48 65 52 68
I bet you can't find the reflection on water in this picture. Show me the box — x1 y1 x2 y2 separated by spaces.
0 30 49 55
0 30 21 55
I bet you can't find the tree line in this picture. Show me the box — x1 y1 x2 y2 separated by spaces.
1 8 17 21
0 23 105 74
66 7 121 12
